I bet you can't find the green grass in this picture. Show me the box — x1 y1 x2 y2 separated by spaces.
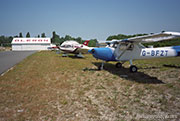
0 51 180 120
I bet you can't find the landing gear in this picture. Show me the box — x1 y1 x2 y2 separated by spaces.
115 62 122 68
62 53 68 57
130 65 138 73
98 62 104 70
97 60 138 72
129 60 138 73
75 53 84 58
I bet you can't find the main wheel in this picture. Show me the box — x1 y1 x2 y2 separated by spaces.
130 65 138 73
115 62 122 68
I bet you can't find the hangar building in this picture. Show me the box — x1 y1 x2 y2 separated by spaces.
11 38 52 51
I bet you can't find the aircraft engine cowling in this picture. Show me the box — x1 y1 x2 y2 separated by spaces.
88 48 116 61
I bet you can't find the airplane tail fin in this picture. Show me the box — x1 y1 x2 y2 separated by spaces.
83 40 90 46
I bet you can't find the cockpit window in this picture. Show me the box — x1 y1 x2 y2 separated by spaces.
119 43 134 50
61 45 72 48
66 45 71 48
107 42 133 50
107 43 118 48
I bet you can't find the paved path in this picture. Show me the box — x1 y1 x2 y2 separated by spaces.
0 51 36 75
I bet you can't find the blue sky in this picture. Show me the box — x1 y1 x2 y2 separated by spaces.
0 0 180 40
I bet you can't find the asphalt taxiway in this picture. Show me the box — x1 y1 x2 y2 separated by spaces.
0 51 36 75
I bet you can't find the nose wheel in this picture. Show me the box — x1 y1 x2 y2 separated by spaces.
98 62 104 70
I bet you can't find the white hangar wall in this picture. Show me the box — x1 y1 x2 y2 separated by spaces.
12 44 51 51
11 38 51 51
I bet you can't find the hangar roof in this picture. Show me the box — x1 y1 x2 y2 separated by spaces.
11 38 51 44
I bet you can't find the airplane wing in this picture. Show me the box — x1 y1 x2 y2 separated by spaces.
106 31 180 44
71 45 94 54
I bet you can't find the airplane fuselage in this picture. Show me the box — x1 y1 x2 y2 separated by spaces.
59 47 79 54
89 43 180 62
59 40 92 55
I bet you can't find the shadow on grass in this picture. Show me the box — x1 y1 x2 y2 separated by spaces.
163 64 180 68
68 55 85 59
138 66 161 69
58 54 86 59
84 62 164 84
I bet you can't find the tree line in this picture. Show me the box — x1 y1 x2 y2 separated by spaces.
51 31 98 47
0 31 180 47
16 32 46 38
0 31 98 47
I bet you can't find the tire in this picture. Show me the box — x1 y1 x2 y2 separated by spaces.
115 62 122 68
130 65 138 73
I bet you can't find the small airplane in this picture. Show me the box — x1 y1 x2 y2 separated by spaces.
58 40 92 57
88 31 180 72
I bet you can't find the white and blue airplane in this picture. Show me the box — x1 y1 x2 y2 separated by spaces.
88 31 180 72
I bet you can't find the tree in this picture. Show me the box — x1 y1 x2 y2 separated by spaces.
64 35 72 41
41 33 46 38
37 35 40 38
0 36 13 47
19 32 23 37
88 39 98 47
26 32 30 38
75 37 82 44
51 31 61 44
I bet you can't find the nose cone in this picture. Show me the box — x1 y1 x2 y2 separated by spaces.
89 48 116 61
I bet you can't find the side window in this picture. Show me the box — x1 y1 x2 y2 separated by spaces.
66 45 71 48
107 43 111 47
119 43 134 50
113 43 118 48
128 44 134 50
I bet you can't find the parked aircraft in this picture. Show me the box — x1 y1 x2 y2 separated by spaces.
59 40 92 57
88 31 180 72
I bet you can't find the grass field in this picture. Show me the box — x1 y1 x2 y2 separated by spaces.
0 51 180 120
